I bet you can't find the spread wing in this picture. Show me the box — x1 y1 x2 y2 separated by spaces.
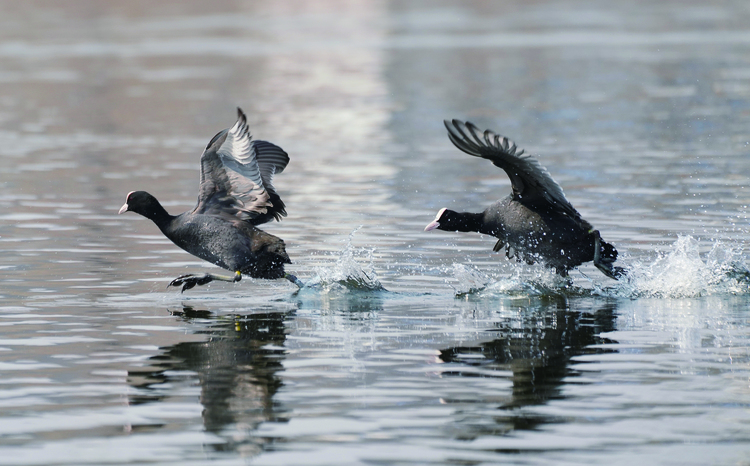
194 108 289 225
444 119 583 220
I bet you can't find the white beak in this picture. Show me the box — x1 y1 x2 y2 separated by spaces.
424 220 439 231
118 203 129 215
425 208 446 231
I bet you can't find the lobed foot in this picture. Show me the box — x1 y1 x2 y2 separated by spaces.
168 273 215 292
593 231 626 280
595 262 626 280
168 271 242 292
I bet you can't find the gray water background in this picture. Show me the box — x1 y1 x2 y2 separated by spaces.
1 0 750 464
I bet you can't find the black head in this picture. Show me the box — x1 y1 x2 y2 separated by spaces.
424 208 482 233
118 190 169 222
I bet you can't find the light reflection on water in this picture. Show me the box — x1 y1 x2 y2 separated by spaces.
1 0 750 465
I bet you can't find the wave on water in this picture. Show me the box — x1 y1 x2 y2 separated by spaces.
449 235 750 299
302 227 385 293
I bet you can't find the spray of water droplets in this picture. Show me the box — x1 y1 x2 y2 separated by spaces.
304 227 385 293
448 235 750 299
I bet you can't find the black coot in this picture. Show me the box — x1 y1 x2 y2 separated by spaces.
119 108 303 291
425 119 624 279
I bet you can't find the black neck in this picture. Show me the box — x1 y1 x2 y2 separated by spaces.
450 212 485 233
143 201 173 231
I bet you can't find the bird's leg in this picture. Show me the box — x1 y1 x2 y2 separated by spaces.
284 273 304 288
169 271 242 293
592 231 625 280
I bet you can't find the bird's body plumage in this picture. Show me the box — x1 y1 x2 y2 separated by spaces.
163 212 290 279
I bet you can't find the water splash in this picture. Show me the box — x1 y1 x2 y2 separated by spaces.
604 236 750 298
448 263 489 295
304 227 385 292
449 236 750 299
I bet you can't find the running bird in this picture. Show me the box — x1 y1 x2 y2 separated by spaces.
119 108 303 291
425 119 624 279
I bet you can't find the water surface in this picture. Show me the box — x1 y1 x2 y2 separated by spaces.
1 1 750 464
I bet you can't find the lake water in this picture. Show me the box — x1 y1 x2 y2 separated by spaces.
1 0 750 464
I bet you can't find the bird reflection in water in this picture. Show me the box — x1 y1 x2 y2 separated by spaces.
439 301 618 437
127 305 292 456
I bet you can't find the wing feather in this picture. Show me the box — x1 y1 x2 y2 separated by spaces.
195 108 289 224
444 119 581 220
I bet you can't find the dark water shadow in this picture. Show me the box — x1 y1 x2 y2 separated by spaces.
439 299 619 438
127 304 294 456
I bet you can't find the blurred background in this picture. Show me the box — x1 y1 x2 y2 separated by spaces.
1 1 750 465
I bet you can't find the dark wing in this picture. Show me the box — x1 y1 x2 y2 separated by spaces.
252 139 290 222
195 108 289 225
444 119 583 220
